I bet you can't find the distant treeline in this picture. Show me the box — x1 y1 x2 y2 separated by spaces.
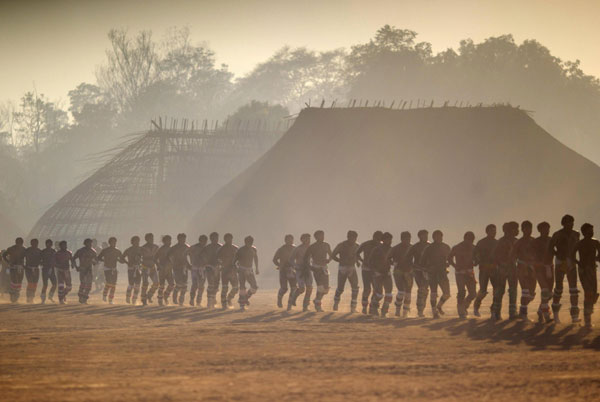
1 25 599 230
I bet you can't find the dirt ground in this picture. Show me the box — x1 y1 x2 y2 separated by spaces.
1 288 599 402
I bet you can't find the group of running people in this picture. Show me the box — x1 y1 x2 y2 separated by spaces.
1 232 259 311
2 214 599 327
272 214 599 328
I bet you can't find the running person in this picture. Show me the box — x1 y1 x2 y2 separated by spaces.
40 239 57 304
512 221 537 320
448 232 477 318
91 239 104 294
356 231 382 314
574 223 600 328
421 230 451 319
140 233 159 306
202 232 222 309
473 224 498 316
167 233 190 306
390 231 412 317
187 235 208 307
273 234 296 309
24 239 42 303
549 214 580 323
2 238 26 303
533 222 554 323
368 232 394 317
289 233 312 312
97 237 122 304
156 235 174 306
234 236 259 311
55 241 73 304
122 236 143 305
491 222 519 320
406 230 431 317
304 230 332 312
331 230 360 313
72 239 97 304
218 233 239 309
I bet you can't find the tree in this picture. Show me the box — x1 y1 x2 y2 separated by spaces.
226 100 289 124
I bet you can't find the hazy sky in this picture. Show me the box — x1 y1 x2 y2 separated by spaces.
1 0 599 104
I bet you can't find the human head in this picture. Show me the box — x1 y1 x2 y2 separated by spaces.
59 240 67 250
15 237 23 246
300 233 311 245
464 231 475 244
382 232 393 246
145 233 154 243
432 230 443 243
581 223 594 238
224 233 233 245
537 222 550 237
244 236 254 246
400 231 411 243
285 234 294 245
45 239 53 248
108 237 117 247
502 222 509 235
485 224 496 238
509 221 519 237
347 230 358 242
177 233 186 244
198 234 208 246
131 236 140 246
162 235 172 246
31 238 39 248
417 230 429 242
372 231 383 242
209 232 219 243
314 230 324 242
521 220 533 237
84 238 93 248
561 214 574 231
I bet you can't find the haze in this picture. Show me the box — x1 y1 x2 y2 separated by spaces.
2 0 600 103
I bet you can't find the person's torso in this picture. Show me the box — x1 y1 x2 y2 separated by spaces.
308 242 329 266
76 247 97 269
101 247 121 268
156 245 171 266
141 244 158 266
55 250 72 270
124 246 143 267
360 240 379 267
40 248 56 269
25 247 43 267
337 241 358 266
532 236 552 264
409 242 430 267
236 246 255 267
218 244 238 268
6 245 26 265
292 244 309 266
515 237 536 263
371 245 392 274
391 243 412 271
423 243 450 270
453 242 474 271
203 243 222 266
577 238 600 268
475 237 497 265
553 229 579 260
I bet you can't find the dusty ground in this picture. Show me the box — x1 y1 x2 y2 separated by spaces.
1 288 599 402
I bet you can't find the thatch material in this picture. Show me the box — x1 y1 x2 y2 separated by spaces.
190 106 600 252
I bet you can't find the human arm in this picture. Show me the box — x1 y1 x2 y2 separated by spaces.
331 243 341 263
447 247 457 269
254 249 259 275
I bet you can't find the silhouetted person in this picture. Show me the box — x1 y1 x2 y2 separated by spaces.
574 223 600 328
368 232 394 317
512 221 537 320
549 214 580 323
167 233 190 306
473 224 497 316
40 239 57 304
289 233 312 311
448 232 477 318
491 222 519 320
273 234 296 309
187 235 208 307
406 230 431 317
122 236 143 305
533 222 554 323
304 230 332 312
421 230 451 318
72 238 97 304
97 237 122 304
356 231 383 314
2 237 26 303
234 235 259 311
141 233 159 306
91 239 104 294
218 233 239 309
202 232 222 309
55 241 73 304
331 230 360 313
390 231 412 317
156 235 174 306
24 239 42 303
